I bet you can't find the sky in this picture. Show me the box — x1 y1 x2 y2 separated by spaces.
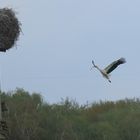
0 0 140 104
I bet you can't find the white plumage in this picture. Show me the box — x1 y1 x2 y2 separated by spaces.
91 58 126 83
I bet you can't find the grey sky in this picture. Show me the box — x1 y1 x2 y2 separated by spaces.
0 0 140 104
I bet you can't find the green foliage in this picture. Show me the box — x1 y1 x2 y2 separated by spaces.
1 89 140 139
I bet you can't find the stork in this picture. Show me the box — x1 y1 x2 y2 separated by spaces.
91 58 126 83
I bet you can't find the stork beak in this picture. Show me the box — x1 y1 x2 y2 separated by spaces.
92 60 95 66
91 60 97 70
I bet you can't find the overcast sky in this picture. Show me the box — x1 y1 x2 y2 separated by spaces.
0 0 140 104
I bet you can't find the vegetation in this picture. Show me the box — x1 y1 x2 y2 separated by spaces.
1 88 140 140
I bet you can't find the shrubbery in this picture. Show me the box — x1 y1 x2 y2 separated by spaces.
1 88 140 140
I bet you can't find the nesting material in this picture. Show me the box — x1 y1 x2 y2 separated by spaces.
0 8 21 52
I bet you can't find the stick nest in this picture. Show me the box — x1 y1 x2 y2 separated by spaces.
0 8 21 52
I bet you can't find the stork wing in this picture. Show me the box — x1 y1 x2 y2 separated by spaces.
104 58 126 74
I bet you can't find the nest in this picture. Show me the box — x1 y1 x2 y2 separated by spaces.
0 8 21 52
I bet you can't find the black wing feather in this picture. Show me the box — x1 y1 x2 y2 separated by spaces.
105 58 126 74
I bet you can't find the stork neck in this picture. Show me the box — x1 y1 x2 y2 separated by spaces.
95 66 101 71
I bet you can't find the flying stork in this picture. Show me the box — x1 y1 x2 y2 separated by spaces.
91 58 126 83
